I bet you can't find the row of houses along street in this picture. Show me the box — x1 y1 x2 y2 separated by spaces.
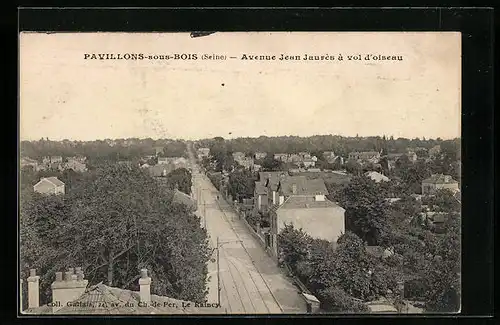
194 140 460 314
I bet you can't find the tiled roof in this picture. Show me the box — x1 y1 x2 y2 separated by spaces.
173 189 196 211
21 157 38 163
365 171 390 183
259 171 287 190
254 182 267 195
25 283 224 315
278 177 329 196
422 174 458 184
148 164 172 177
278 196 340 210
44 177 65 186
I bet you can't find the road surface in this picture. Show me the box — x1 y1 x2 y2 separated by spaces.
187 145 307 314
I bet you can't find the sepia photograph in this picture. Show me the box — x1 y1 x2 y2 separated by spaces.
19 31 461 315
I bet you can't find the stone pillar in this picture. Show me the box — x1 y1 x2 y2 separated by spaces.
27 269 40 308
20 279 23 313
139 269 152 304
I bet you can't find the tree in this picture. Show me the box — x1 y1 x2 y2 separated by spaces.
422 189 460 213
423 214 461 312
166 168 192 195
277 224 313 271
318 286 370 313
20 163 211 305
260 155 283 171
227 169 255 203
337 177 390 246
344 160 362 176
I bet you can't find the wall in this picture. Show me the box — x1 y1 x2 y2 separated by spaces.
33 180 54 194
436 182 459 192
277 207 345 243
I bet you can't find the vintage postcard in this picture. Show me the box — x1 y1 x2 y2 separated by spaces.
19 32 461 315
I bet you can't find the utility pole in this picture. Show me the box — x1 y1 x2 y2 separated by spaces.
214 238 243 308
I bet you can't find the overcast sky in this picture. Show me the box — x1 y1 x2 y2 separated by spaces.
20 32 461 141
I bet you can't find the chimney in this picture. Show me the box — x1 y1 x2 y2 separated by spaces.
139 269 152 304
292 184 297 194
51 267 88 313
20 279 24 313
27 269 40 309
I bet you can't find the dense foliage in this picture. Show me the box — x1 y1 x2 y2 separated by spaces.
278 226 372 312
20 164 210 307
197 135 460 160
227 169 256 203
166 168 192 195
21 138 188 163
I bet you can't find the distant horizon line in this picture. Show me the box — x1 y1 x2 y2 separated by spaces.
20 133 460 142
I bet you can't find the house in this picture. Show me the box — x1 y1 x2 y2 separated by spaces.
385 153 404 170
20 157 39 170
252 164 262 172
234 156 254 170
255 171 288 216
21 268 224 315
172 189 197 212
365 171 390 183
64 158 87 172
33 177 65 195
68 156 87 164
322 151 336 161
51 156 63 163
254 152 267 160
428 145 441 158
266 176 344 258
169 157 189 169
421 174 459 195
153 146 164 156
349 151 381 163
323 151 344 165
253 181 269 215
268 182 345 259
288 154 302 164
232 152 246 160
405 149 418 163
298 152 311 159
148 165 172 177
302 158 315 168
157 157 170 165
197 148 210 159
273 153 289 162
42 156 63 164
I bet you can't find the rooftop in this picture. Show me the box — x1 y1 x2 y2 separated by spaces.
25 283 224 315
278 177 329 196
422 174 458 184
275 195 341 210
365 171 390 183
40 176 65 187
172 189 196 211
254 182 267 195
